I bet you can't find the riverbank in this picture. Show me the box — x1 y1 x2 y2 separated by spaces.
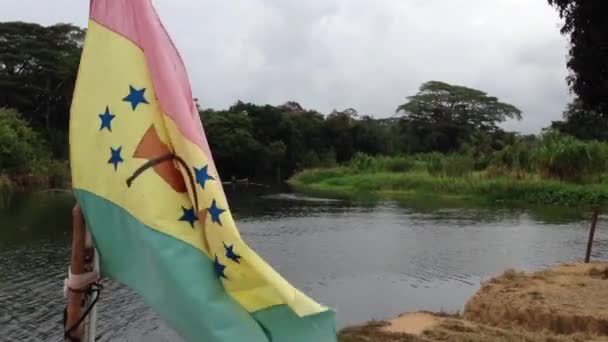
288 168 608 207
339 262 608 341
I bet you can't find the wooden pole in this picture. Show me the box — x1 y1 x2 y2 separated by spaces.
585 208 600 263
66 204 86 341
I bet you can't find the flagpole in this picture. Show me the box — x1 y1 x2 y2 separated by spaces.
66 204 87 341
84 232 100 342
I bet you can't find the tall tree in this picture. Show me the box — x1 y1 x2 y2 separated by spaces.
396 81 522 152
547 0 608 114
0 22 84 157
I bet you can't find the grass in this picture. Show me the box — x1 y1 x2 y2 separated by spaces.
0 174 15 209
288 167 608 207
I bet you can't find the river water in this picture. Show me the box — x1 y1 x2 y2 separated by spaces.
1 187 607 341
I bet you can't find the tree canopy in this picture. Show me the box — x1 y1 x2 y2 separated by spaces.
547 0 608 115
395 81 522 152
551 100 608 141
0 20 533 182
0 21 85 157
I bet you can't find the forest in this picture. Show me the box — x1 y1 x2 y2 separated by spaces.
1 0 607 196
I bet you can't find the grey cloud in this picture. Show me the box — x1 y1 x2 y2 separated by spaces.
1 0 570 133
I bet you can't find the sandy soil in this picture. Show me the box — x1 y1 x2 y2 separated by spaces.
382 313 443 335
464 262 608 335
339 262 608 342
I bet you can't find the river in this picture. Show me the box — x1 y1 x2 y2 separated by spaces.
1 187 607 341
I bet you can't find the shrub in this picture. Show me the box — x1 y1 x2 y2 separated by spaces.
349 152 380 172
0 174 14 209
532 131 608 183
300 150 322 169
490 134 539 172
380 156 412 172
32 160 70 188
425 152 445 176
0 107 51 175
444 155 474 177
425 153 474 177
319 149 338 168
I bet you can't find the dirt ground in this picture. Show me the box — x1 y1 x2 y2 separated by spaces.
339 262 608 342
465 262 608 335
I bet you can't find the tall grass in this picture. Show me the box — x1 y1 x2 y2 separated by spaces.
349 152 475 176
290 132 608 206
0 174 14 209
531 131 608 182
349 153 413 173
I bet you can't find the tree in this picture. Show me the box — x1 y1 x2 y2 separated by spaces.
396 81 522 152
200 109 263 178
352 115 393 155
324 109 357 162
551 99 608 140
547 1 608 115
0 22 85 157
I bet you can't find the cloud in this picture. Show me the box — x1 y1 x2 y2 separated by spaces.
0 0 569 133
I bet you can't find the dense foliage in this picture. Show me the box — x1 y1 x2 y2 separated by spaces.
0 107 49 174
547 1 608 140
0 22 85 159
1 17 606 200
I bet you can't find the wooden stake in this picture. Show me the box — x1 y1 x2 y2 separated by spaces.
585 208 600 263
66 204 86 341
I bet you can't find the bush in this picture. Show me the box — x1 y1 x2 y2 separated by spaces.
425 153 474 177
484 164 510 178
380 156 412 172
0 108 51 175
348 154 413 173
491 138 535 173
0 174 14 209
319 149 338 168
445 155 475 177
32 160 70 188
349 152 380 172
532 131 608 183
300 150 322 169
425 152 445 176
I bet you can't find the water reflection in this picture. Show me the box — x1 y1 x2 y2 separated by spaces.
1 187 606 341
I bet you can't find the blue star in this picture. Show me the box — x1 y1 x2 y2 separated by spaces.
122 85 149 110
108 146 123 171
194 165 215 189
99 106 116 131
179 206 198 228
223 243 241 264
208 199 226 226
213 255 227 279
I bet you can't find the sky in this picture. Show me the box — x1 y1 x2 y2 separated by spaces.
0 0 570 134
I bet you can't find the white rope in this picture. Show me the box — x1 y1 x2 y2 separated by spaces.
63 268 100 298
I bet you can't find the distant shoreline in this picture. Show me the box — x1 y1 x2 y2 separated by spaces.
289 168 608 208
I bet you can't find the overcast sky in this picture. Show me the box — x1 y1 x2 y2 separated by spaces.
1 0 570 133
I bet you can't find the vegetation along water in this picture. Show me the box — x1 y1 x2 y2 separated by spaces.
2 15 608 207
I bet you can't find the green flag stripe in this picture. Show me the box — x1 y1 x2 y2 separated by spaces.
75 189 336 342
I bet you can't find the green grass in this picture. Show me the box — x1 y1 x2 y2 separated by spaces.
288 168 608 207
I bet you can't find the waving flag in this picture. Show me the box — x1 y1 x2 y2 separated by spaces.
69 1 336 341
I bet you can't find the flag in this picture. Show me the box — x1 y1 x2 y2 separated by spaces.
69 1 336 341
